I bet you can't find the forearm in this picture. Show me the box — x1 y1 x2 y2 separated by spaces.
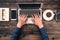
10 27 21 40
39 28 49 40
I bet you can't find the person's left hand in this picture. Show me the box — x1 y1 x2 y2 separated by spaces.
32 14 44 29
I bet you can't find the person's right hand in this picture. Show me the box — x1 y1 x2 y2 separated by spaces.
17 14 27 28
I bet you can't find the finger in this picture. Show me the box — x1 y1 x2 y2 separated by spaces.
20 13 27 17
25 14 28 17
20 14 23 18
32 15 35 19
20 14 22 17
24 14 28 19
21 14 26 18
40 16 42 20
31 19 35 23
37 13 40 17
32 14 35 17
34 14 39 18
24 15 28 20
22 14 25 17
36 14 39 17
24 17 28 23
24 16 27 20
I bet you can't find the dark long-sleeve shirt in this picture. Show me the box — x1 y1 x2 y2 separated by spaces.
10 27 49 40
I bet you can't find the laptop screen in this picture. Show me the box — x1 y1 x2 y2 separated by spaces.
18 4 41 9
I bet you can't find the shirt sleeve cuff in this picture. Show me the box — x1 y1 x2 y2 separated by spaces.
13 27 22 33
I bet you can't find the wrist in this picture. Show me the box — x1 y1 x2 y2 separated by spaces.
38 24 44 29
39 26 44 29
17 23 22 28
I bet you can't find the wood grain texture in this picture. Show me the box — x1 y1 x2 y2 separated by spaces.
0 0 60 40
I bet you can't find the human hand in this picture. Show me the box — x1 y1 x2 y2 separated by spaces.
32 14 44 29
17 14 27 28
